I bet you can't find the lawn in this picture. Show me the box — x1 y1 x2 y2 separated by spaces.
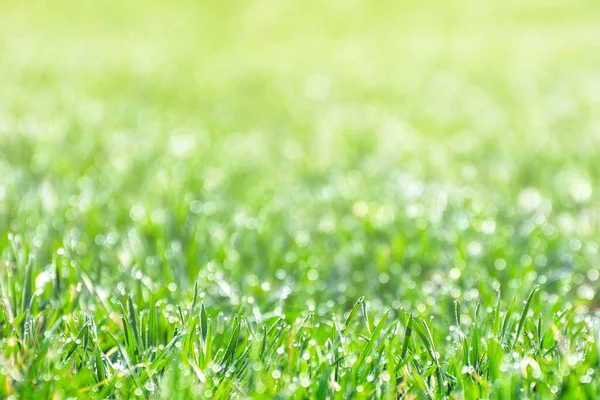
1 0 600 398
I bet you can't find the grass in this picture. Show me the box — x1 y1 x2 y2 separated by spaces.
1 0 600 398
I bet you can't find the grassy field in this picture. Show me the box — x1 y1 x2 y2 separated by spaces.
1 0 600 398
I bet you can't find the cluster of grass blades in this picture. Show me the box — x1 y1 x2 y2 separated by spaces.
0 242 597 399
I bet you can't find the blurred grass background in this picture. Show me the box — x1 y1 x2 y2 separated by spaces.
2 0 600 181
1 0 600 306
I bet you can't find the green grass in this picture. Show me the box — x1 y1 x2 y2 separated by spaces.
1 0 600 398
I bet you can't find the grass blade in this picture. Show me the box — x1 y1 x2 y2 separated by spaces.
342 296 364 336
512 286 539 349
21 255 35 314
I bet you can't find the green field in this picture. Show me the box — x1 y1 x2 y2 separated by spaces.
1 0 600 398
